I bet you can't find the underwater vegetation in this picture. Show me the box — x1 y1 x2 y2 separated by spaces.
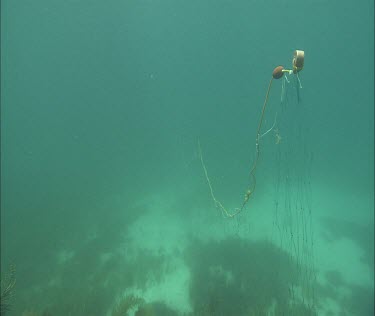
111 295 144 316
111 294 178 316
6 240 172 315
20 311 52 316
5 231 372 316
0 264 16 315
185 237 316 316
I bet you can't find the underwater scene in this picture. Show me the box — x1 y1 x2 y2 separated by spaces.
1 0 374 315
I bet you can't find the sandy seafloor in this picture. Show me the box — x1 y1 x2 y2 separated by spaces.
5 173 372 316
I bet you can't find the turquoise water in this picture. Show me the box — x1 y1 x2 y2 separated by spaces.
1 0 373 315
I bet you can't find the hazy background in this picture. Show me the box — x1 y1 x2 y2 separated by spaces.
1 0 373 315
